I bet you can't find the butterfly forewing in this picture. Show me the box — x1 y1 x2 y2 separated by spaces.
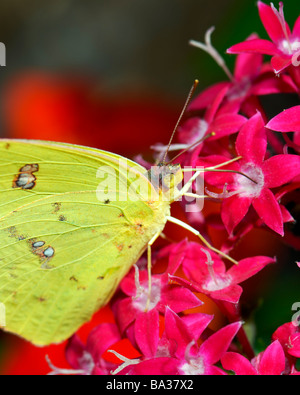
0 140 169 345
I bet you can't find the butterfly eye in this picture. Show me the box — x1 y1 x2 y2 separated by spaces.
162 173 176 189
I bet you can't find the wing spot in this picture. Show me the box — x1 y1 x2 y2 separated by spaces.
32 241 45 248
43 247 55 258
115 243 124 252
38 297 46 303
13 164 39 190
6 226 26 241
29 239 55 268
69 276 78 282
134 222 144 234
52 202 62 213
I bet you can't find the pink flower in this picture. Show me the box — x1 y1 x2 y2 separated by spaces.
173 84 247 164
272 322 300 359
112 241 202 347
266 105 300 155
54 323 122 375
266 104 300 132
119 308 241 375
198 112 300 235
190 38 296 117
227 2 300 74
169 241 274 304
221 340 286 375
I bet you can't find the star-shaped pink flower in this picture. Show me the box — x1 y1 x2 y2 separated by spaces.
119 308 241 375
221 340 286 375
227 2 300 74
112 241 202 347
176 84 246 163
198 112 300 236
168 242 274 304
59 323 122 375
190 37 297 117
272 322 300 359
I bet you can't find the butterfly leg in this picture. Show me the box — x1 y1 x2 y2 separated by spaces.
146 230 162 311
166 215 238 265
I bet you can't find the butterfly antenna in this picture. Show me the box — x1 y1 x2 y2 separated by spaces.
162 79 199 163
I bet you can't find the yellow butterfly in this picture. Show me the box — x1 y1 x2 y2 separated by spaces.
0 82 235 346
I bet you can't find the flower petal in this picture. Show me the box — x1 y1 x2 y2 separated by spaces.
221 195 252 235
227 39 279 56
86 323 121 363
199 322 241 365
113 298 138 334
227 256 275 284
262 154 300 188
124 357 180 375
221 352 257 375
182 313 214 340
164 308 195 359
233 40 263 81
271 54 293 74
189 82 230 111
257 1 289 43
209 113 247 139
252 188 284 235
209 284 243 304
134 309 159 358
259 341 286 375
157 286 203 313
65 335 86 370
236 112 267 164
204 85 230 124
293 15 300 37
266 105 300 132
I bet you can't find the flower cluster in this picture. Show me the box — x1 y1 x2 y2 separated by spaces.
53 2 300 375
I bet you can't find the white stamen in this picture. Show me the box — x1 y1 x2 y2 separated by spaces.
132 265 161 312
190 27 234 82
234 164 264 198
108 350 140 375
271 2 293 54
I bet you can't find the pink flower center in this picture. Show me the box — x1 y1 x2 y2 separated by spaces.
227 77 252 101
200 248 232 291
234 163 264 198
279 38 300 55
188 119 209 144
203 275 232 292
180 356 205 375
132 277 161 312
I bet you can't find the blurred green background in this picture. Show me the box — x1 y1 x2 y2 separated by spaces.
0 0 299 373
0 0 298 106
